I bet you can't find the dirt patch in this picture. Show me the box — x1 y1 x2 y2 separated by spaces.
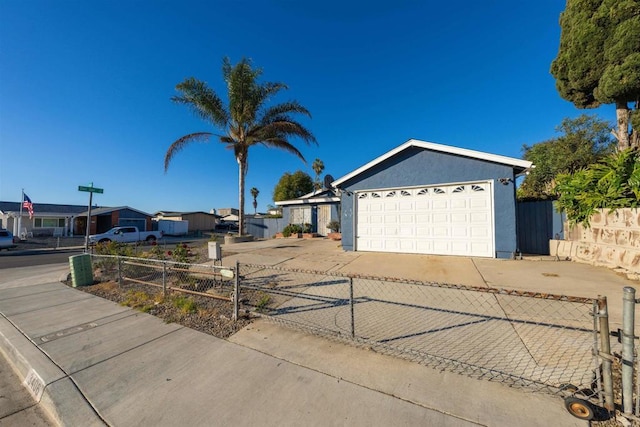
74 280 254 339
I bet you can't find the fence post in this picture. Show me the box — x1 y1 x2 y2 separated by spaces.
117 257 123 288
233 261 240 322
162 261 167 298
349 277 355 339
598 296 615 413
622 287 636 415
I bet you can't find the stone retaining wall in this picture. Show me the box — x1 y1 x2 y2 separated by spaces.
550 208 640 279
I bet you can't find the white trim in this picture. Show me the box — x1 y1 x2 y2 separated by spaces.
333 139 533 187
351 179 494 196
275 197 340 206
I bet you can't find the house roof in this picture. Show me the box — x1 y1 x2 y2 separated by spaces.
79 206 152 217
331 139 534 187
0 201 88 215
274 188 340 206
155 211 221 218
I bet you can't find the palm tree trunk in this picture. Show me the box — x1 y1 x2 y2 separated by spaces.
238 156 246 236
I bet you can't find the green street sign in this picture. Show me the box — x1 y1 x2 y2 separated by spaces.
78 185 104 194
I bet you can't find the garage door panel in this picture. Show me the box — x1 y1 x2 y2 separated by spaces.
433 200 449 209
433 213 449 223
451 213 468 223
470 198 489 208
451 199 467 209
433 226 449 237
356 182 494 257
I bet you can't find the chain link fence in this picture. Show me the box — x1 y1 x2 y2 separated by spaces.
238 263 599 395
85 255 604 403
90 254 236 303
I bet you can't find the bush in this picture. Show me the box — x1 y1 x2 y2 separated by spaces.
303 223 313 233
555 148 640 226
282 224 302 237
326 220 340 232
95 241 134 257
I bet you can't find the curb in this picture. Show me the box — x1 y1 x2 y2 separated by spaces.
0 314 106 426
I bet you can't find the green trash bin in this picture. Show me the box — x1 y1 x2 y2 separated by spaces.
69 254 94 287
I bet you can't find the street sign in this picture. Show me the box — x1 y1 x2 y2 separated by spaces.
78 185 104 194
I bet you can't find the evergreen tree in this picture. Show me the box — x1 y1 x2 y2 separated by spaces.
551 0 640 149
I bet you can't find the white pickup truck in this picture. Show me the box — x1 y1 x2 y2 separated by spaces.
89 226 163 245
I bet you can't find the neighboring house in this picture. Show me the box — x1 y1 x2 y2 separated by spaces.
330 139 533 259
275 189 341 236
217 208 239 217
154 211 220 232
76 206 153 235
0 201 87 237
221 214 239 223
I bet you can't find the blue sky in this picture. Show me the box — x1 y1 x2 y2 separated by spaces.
0 1 615 214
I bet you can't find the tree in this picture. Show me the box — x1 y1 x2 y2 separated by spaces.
273 171 314 201
250 187 259 214
312 158 325 190
550 0 640 149
518 115 616 199
164 57 316 235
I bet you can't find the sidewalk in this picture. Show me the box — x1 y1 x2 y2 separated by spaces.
0 262 587 426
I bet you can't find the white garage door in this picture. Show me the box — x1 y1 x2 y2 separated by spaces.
356 182 494 257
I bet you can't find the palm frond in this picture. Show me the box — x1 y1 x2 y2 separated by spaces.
261 102 312 123
164 132 212 172
258 119 317 145
172 77 229 128
259 138 306 162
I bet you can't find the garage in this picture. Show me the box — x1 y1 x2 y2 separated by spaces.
356 181 493 257
332 139 532 259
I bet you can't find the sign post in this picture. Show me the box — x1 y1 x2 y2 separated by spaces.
78 183 104 252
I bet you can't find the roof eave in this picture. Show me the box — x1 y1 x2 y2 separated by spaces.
332 139 533 187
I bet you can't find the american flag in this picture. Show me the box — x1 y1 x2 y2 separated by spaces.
23 193 34 219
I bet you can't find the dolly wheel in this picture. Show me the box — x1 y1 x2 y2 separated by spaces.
564 397 595 420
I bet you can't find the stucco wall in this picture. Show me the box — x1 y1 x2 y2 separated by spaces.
338 147 519 258
551 208 640 277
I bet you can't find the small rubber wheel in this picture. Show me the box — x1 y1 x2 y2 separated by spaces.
564 397 595 420
559 384 578 393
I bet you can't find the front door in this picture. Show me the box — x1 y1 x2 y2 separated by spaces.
317 205 331 236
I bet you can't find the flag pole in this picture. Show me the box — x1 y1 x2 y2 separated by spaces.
18 189 24 239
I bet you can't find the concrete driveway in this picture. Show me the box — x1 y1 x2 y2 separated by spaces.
220 237 637 328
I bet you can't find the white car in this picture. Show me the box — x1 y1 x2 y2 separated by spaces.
0 229 16 250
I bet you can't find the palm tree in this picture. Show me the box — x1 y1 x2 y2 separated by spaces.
312 158 325 191
250 187 259 214
164 57 317 235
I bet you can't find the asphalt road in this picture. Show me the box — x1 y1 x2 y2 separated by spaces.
0 350 55 426
0 249 82 269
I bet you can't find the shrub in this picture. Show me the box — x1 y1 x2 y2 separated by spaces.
282 224 302 237
555 148 640 226
302 223 313 233
326 220 340 232
95 241 134 257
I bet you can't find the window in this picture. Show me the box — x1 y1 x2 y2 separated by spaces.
472 185 485 192
452 186 465 193
400 190 411 197
417 188 429 196
371 192 381 198
385 191 397 198
433 188 445 194
290 207 311 225
34 218 65 228
358 193 368 199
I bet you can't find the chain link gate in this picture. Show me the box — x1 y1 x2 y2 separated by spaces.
238 263 610 410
